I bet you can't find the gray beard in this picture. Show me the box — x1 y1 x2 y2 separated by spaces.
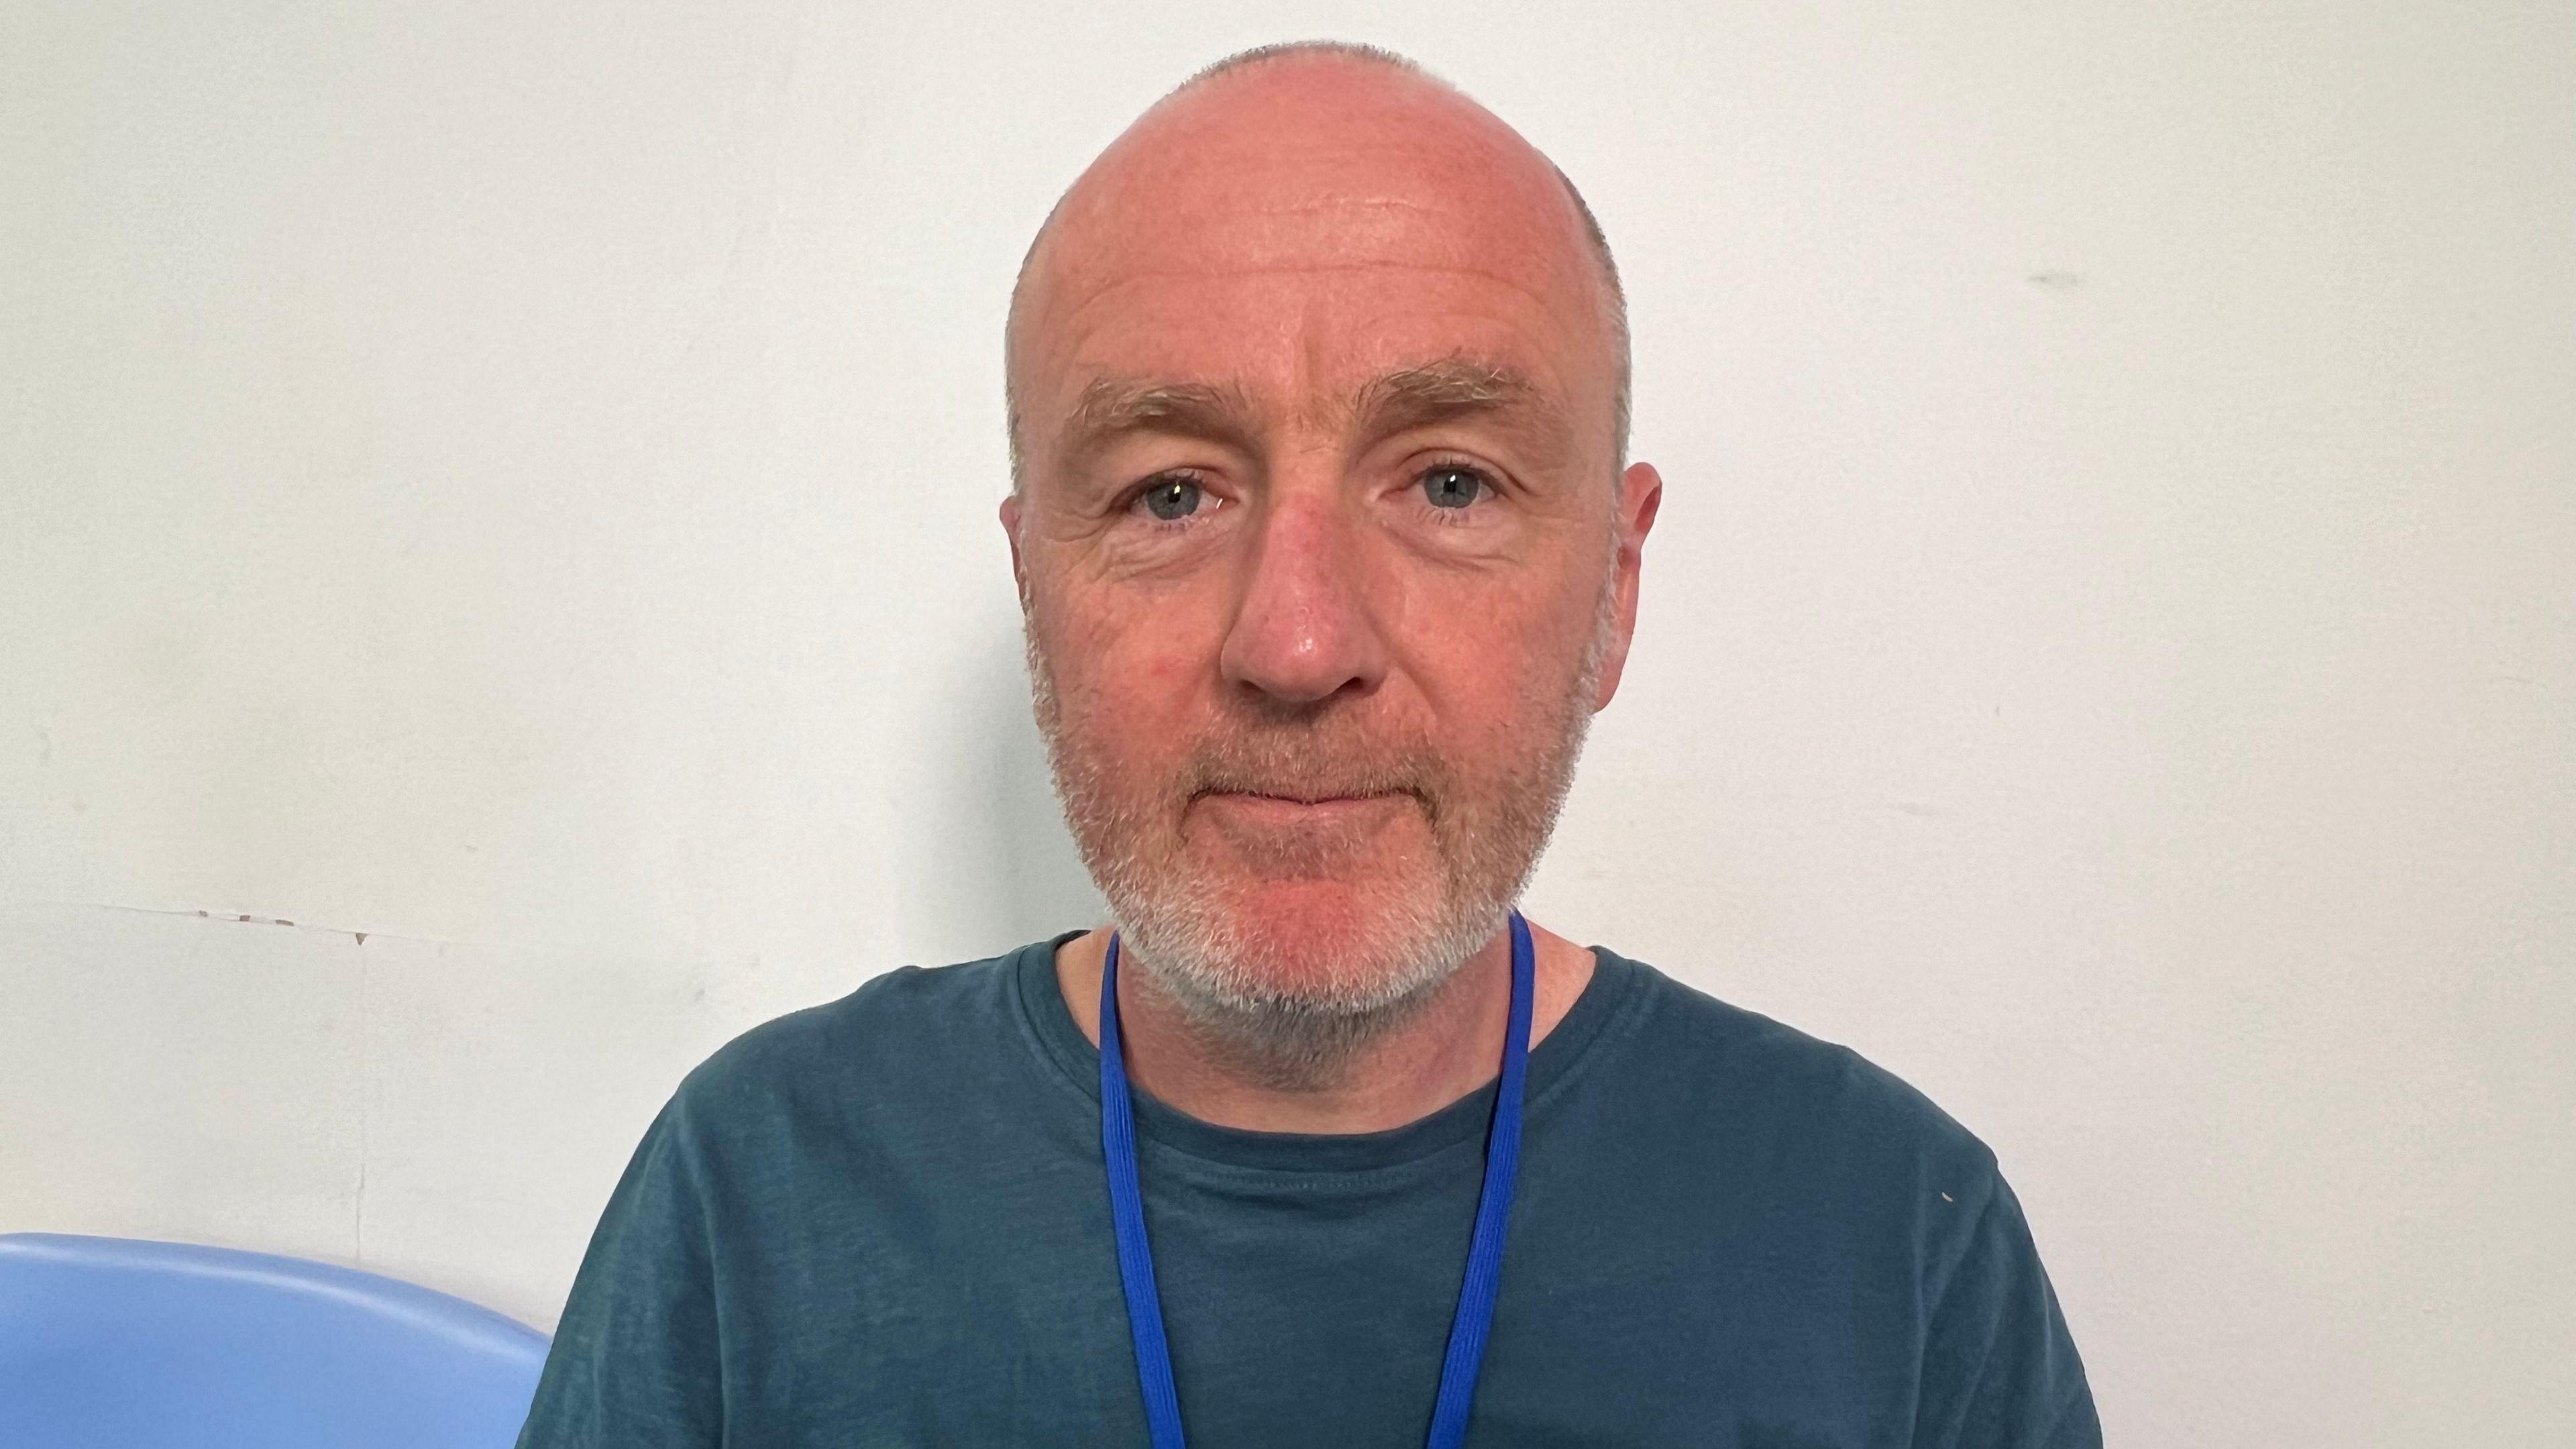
1112 883 1508 1093
1023 548 1621 1092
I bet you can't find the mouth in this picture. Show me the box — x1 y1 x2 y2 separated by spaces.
1181 784 1431 879
1202 788 1399 806
1191 788 1419 826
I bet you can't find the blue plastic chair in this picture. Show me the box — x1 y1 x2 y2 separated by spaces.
0 1232 549 1448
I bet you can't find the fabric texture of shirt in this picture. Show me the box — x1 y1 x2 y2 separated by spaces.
515 934 2100 1447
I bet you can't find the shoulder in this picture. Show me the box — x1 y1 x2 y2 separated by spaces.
1589 949 2000 1195
657 943 1049 1155
684 949 1023 1084
1597 961 2098 1436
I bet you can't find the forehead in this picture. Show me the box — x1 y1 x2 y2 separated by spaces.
1016 71 1613 434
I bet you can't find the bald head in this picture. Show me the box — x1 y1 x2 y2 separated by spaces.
1005 42 1630 492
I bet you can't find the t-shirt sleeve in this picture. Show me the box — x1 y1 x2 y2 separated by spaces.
515 1098 724 1448
1913 1166 2102 1449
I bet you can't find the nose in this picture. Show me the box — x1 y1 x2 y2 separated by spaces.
1218 490 1389 707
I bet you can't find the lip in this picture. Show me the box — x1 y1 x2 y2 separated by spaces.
1195 790 1411 822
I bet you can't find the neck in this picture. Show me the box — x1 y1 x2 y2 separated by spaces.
1056 917 1596 1134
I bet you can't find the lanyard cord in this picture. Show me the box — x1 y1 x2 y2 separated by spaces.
1099 910 1536 1449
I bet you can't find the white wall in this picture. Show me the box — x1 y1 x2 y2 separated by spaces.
4 2 2569 1442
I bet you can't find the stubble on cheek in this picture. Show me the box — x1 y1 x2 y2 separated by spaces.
1024 599 1197 884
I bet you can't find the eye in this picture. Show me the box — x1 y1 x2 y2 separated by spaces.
1137 475 1210 522
1419 464 1489 511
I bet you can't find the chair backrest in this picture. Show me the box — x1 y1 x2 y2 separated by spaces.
0 1233 548 1449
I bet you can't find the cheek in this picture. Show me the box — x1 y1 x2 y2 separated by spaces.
1389 574 1591 735
1036 587 1221 759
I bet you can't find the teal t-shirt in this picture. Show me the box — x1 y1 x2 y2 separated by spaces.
517 936 2098 1447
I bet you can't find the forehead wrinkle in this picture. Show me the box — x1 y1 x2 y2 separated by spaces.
1052 250 1586 305
1048 258 1565 315
1040 261 1600 387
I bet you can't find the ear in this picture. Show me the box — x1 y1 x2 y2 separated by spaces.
999 492 1028 610
1589 460 1663 711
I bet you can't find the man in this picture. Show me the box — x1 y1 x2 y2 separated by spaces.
517 41 2098 1448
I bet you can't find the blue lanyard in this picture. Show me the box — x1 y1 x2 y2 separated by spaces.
1099 910 1535 1449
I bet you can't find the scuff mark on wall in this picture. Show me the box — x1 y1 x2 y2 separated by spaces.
74 902 450 949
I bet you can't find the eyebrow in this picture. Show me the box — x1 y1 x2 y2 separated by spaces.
1055 356 1576 477
1342 358 1573 467
1061 378 1263 466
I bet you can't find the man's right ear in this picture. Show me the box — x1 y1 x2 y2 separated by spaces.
999 494 1028 609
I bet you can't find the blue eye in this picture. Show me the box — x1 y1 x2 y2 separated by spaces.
1141 477 1205 521
1421 466 1486 510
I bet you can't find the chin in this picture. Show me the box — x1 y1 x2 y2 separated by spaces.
1225 875 1400 936
1124 868 1495 1019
